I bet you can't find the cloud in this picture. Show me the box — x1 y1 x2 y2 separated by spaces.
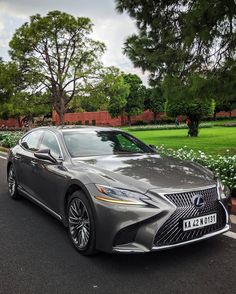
0 0 149 84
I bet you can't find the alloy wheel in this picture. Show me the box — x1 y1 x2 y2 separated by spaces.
68 198 91 249
8 166 16 196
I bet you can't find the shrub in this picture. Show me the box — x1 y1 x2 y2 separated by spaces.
132 120 148 126
157 145 236 192
0 132 23 148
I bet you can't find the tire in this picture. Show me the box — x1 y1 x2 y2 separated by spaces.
7 164 21 200
67 191 97 256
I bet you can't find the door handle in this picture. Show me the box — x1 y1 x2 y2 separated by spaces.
30 159 38 166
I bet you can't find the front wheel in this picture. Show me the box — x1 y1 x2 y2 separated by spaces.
67 191 97 256
8 165 21 200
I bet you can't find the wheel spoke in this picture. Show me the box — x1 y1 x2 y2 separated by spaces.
71 203 79 216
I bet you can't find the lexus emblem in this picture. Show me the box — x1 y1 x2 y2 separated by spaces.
192 194 205 208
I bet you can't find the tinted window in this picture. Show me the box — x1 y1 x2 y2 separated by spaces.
40 131 61 159
63 131 152 157
21 131 43 151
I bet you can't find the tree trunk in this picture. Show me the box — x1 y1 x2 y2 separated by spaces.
187 117 199 137
54 95 66 125
59 111 65 125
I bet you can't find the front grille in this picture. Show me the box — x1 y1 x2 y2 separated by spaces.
154 187 227 247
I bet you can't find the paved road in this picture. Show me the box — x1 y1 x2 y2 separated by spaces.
0 156 236 294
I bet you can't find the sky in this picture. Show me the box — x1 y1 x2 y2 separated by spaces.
0 0 148 84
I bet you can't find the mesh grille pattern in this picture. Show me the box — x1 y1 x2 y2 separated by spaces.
154 187 226 247
165 187 218 207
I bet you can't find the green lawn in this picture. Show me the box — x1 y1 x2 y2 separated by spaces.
128 127 236 155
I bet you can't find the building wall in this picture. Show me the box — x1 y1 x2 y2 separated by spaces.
1 109 236 128
216 109 236 117
0 118 19 128
52 110 156 126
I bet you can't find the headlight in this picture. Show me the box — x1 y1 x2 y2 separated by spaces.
95 184 149 205
217 179 230 199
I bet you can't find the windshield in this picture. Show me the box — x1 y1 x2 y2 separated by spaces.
63 130 153 157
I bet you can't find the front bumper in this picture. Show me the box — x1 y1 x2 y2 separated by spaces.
112 224 230 253
86 184 230 253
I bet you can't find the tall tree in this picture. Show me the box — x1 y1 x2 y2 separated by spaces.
163 74 215 136
116 0 236 81
105 68 130 118
0 61 19 108
212 59 236 117
68 67 129 113
145 87 164 123
0 60 50 125
116 0 236 135
122 73 146 125
9 10 105 124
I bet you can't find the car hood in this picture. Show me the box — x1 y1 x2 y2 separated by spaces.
72 153 215 194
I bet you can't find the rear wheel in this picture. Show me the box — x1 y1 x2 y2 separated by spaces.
8 165 21 200
67 191 97 256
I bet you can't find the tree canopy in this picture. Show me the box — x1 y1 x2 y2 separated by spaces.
107 73 147 124
145 87 164 123
122 73 146 125
116 0 236 83
9 10 106 124
115 0 236 135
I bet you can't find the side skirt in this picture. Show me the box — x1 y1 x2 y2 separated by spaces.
17 186 63 222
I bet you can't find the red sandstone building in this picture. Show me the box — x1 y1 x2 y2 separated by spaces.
1 109 236 128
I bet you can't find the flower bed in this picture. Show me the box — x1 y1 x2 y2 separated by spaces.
157 145 236 193
126 123 213 131
0 131 23 148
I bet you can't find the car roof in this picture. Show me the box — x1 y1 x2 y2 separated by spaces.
29 125 123 134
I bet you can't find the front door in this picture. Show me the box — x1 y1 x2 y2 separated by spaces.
31 131 66 214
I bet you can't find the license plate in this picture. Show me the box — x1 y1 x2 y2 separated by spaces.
183 213 217 231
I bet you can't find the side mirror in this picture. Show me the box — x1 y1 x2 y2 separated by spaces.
34 149 57 163
149 144 157 151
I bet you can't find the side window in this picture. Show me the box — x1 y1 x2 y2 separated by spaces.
40 131 61 159
21 131 43 151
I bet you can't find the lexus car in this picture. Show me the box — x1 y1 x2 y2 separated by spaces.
7 126 230 255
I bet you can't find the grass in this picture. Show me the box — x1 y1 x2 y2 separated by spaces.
128 127 236 155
